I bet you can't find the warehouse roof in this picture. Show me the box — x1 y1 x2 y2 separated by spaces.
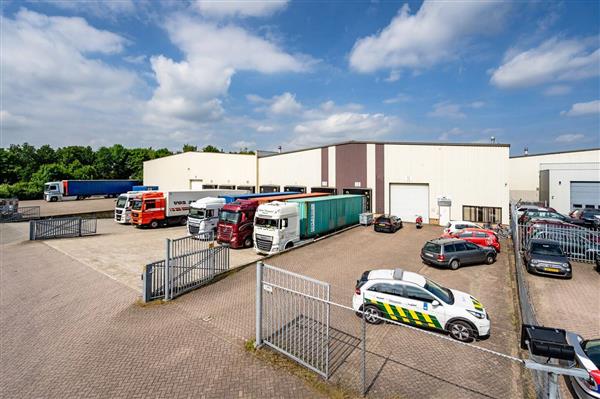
258 140 510 158
510 147 600 159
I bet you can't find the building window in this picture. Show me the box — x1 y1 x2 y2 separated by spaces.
236 186 255 193
260 185 280 193
202 184 217 189
284 186 306 193
218 185 235 189
462 205 502 224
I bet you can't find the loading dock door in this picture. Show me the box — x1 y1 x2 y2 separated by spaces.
389 184 429 223
190 180 203 190
570 182 600 209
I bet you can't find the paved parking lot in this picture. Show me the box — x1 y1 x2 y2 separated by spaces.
2 221 528 398
19 197 117 217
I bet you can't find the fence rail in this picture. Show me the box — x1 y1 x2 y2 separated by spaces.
1 206 41 223
29 217 97 240
142 231 229 302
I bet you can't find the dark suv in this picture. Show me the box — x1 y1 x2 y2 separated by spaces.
374 214 403 233
523 238 572 278
421 238 496 270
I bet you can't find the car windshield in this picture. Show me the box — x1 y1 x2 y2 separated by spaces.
189 208 205 218
424 279 454 305
116 196 127 208
423 242 441 253
377 217 390 223
255 217 278 228
584 339 600 368
132 200 142 211
530 242 564 256
219 210 240 224
582 210 600 218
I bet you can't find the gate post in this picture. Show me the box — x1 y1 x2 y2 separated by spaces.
78 217 83 237
164 238 171 301
255 261 264 348
142 264 150 303
29 220 35 241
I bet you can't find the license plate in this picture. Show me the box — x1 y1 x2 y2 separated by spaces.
378 224 386 227
426 253 433 257
543 267 560 273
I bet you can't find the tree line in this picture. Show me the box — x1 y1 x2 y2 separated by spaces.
0 143 255 200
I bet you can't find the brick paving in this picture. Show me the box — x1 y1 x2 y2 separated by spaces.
0 224 323 399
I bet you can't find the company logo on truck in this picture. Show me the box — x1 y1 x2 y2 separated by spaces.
310 203 316 233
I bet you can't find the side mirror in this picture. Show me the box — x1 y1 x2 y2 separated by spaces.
431 300 440 307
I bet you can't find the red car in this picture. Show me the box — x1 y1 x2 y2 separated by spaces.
444 228 501 252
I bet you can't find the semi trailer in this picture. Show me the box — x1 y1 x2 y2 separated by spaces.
130 189 246 228
253 194 364 255
219 191 299 204
216 192 330 249
44 180 141 202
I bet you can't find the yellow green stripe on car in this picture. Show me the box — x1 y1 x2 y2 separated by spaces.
368 300 442 329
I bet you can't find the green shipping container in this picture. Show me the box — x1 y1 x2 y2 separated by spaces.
288 194 364 239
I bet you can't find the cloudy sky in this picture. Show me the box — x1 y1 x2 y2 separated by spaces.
1 0 599 154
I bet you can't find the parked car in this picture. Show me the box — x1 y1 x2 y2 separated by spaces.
420 238 497 270
374 215 403 233
516 204 554 218
518 209 572 225
352 268 490 342
531 230 600 263
570 209 600 229
523 238 572 278
444 228 501 252
444 220 483 235
565 332 600 399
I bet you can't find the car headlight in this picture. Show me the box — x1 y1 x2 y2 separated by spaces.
530 259 539 264
467 310 485 319
563 263 570 269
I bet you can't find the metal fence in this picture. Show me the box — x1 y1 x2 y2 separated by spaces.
29 217 97 240
1 206 40 223
516 220 599 263
142 231 230 302
256 262 527 398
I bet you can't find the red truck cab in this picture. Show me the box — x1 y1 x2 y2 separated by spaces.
131 191 167 228
217 200 258 248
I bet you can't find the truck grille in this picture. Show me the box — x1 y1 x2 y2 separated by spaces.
255 234 273 252
188 224 200 235
218 225 233 240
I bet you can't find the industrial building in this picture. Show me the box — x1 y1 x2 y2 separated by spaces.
144 141 510 225
509 148 600 214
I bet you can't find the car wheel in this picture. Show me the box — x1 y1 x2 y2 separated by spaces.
363 305 383 325
244 236 253 248
448 320 475 342
149 220 159 229
485 254 495 265
450 259 460 270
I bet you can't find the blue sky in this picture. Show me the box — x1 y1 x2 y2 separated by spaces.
1 0 599 155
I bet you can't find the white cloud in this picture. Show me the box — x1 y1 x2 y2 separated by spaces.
490 38 600 89
349 1 508 73
231 140 256 149
270 92 302 115
256 125 275 133
544 85 572 96
470 101 485 109
438 127 464 141
383 93 410 104
193 0 289 18
428 102 466 119
292 112 400 147
561 100 600 117
146 15 312 126
39 0 137 16
555 134 585 143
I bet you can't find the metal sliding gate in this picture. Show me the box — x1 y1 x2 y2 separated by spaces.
142 232 230 302
255 262 331 378
29 217 97 240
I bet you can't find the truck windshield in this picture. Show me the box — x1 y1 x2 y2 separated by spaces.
44 184 58 191
255 217 278 228
424 279 454 305
132 199 142 211
116 196 128 209
219 210 240 224
189 208 205 218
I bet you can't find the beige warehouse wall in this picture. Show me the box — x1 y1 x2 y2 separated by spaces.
258 149 322 190
384 145 510 224
143 152 256 192
509 149 600 202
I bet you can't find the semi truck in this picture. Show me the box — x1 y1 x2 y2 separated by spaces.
130 189 246 228
44 180 140 202
253 194 364 255
187 197 226 236
216 192 330 249
114 186 160 224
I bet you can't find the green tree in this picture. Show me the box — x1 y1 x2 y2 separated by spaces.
202 145 221 153
183 144 197 152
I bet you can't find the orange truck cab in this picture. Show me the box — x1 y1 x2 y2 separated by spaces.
130 191 174 228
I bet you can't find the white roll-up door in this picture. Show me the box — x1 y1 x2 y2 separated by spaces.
389 184 429 223
190 180 203 190
570 182 600 209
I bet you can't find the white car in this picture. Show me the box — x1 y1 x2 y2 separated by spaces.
444 220 483 235
352 268 491 342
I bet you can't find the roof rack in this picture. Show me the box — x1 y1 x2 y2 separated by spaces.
393 268 404 280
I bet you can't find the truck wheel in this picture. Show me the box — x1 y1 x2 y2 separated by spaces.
150 220 159 229
450 259 460 270
50 197 58 202
285 242 294 250
244 236 253 248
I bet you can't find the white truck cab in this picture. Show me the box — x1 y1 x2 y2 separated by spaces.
187 197 226 236
254 201 300 255
44 181 63 202
114 191 143 224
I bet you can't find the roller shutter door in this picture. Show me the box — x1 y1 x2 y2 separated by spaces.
389 184 429 223
570 182 600 209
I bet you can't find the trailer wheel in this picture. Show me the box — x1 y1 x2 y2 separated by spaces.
150 220 159 229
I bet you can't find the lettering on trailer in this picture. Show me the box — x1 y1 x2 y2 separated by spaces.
369 299 443 329
169 206 191 212
310 203 316 233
